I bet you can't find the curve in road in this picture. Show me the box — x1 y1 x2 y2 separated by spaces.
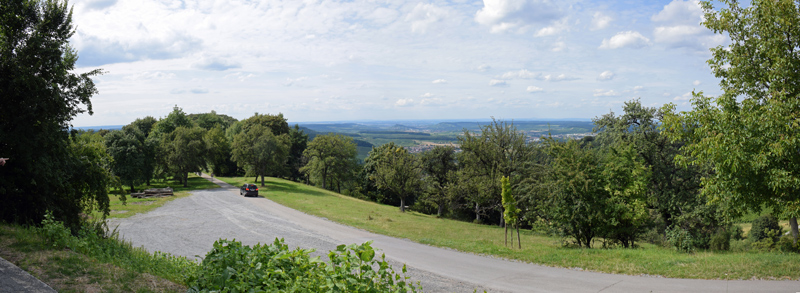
112 175 800 293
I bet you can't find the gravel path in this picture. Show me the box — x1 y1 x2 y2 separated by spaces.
111 175 800 293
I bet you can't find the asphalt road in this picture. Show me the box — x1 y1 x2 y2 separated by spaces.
112 175 800 293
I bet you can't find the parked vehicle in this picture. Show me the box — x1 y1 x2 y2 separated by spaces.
240 184 259 197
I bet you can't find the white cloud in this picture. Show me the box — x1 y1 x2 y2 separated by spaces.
406 3 450 33
541 73 577 82
526 86 543 93
633 85 644 91
283 77 308 87
395 98 414 107
551 40 567 52
191 57 241 71
501 69 539 79
651 0 725 50
489 79 508 86
535 18 569 37
597 71 614 81
599 31 651 49
477 64 492 72
593 89 620 97
432 79 447 84
591 12 612 30
674 92 693 101
420 92 434 98
693 80 701 86
475 0 563 33
124 71 175 80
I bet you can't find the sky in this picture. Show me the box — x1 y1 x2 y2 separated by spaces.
68 0 729 127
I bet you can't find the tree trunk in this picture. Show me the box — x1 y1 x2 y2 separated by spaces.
791 217 799 245
130 181 136 193
261 175 265 186
400 197 406 212
437 204 443 217
183 172 188 187
505 225 508 246
474 202 480 222
516 226 521 249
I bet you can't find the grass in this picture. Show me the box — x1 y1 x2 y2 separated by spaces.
101 174 219 219
219 175 800 280
0 223 188 292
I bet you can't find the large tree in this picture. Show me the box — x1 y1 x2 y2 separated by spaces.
105 127 146 192
458 118 529 224
419 146 458 217
300 134 357 190
161 126 207 187
662 0 800 243
231 125 290 186
0 0 108 230
371 145 422 212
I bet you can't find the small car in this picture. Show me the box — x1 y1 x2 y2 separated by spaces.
240 184 259 197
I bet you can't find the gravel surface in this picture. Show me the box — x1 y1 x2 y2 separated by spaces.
111 175 800 293
110 184 500 293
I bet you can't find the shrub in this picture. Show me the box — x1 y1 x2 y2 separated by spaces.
750 215 782 242
640 228 667 247
777 236 799 253
709 230 730 251
188 238 419 292
730 225 745 240
751 229 782 252
666 226 696 253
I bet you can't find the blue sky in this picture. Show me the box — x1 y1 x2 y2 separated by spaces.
69 0 728 127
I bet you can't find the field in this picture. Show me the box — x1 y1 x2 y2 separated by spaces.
299 120 595 160
218 175 800 280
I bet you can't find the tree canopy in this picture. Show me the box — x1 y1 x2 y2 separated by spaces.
662 0 800 242
0 0 106 230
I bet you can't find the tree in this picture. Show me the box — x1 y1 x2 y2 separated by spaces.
501 176 520 248
458 118 529 224
662 0 800 243
301 134 357 191
105 127 146 192
0 0 106 231
419 146 458 217
371 145 422 212
161 126 207 187
127 116 158 184
151 106 194 139
286 125 309 181
594 100 716 236
189 110 237 130
231 125 290 186
204 125 236 176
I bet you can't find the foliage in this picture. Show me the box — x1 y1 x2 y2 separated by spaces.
418 146 458 217
0 0 105 231
662 0 800 242
301 134 357 191
105 127 146 192
286 125 309 181
666 226 697 253
187 238 419 293
370 145 422 212
501 176 521 248
457 118 529 224
750 215 782 243
204 126 237 176
709 230 731 251
231 124 290 186
151 106 195 139
161 126 208 187
189 110 238 131
594 100 710 233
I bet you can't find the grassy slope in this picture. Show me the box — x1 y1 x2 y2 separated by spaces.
220 176 800 280
0 224 187 292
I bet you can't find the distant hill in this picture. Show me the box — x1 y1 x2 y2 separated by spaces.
73 125 124 131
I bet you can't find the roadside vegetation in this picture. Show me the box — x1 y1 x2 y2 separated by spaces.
219 176 800 280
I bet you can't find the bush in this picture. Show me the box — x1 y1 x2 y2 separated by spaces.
750 214 782 242
709 230 731 251
188 238 419 292
730 225 745 240
640 228 667 247
666 226 696 253
777 236 799 253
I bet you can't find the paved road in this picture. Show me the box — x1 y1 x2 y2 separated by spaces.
0 256 56 293
112 175 800 293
